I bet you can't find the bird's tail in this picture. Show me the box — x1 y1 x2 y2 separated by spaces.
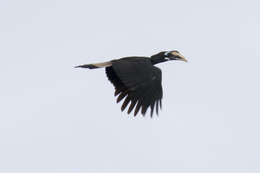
75 61 112 69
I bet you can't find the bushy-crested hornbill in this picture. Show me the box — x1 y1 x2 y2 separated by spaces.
76 50 187 117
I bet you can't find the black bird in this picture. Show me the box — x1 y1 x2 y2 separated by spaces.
76 50 187 117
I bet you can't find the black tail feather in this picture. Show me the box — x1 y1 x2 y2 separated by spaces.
75 64 98 69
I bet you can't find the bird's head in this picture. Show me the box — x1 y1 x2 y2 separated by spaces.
151 50 187 65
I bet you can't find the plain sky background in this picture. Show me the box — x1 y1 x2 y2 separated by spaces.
0 0 260 172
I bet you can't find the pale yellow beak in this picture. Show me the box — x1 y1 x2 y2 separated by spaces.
178 54 188 62
170 51 188 62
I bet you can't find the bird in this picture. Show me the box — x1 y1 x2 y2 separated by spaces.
76 50 187 117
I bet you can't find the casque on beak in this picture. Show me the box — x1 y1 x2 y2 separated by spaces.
170 51 188 62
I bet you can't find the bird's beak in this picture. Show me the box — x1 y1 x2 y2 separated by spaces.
177 54 188 62
170 51 188 62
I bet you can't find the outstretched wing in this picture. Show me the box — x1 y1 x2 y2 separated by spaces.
106 57 163 117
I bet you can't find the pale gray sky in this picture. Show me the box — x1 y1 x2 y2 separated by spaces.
0 0 260 172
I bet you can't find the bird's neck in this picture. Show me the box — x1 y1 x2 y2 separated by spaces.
150 53 167 65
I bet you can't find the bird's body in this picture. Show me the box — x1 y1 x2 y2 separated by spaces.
76 50 187 117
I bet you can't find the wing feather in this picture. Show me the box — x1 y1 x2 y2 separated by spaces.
106 57 163 117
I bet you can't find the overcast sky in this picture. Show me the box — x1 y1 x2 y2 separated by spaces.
0 0 260 172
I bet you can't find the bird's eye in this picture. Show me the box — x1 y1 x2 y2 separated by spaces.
164 51 171 56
